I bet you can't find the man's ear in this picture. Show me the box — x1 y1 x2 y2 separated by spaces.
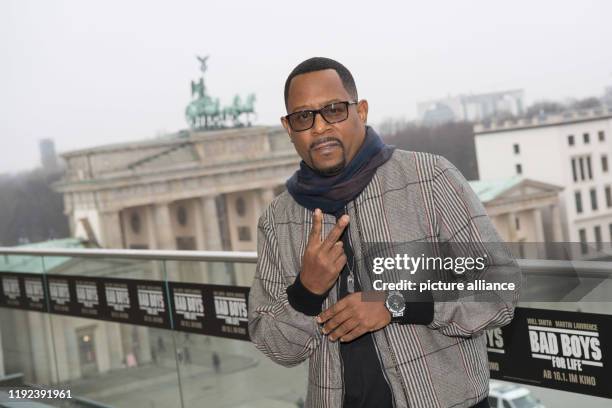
357 99 369 124
281 116 294 142
281 116 290 133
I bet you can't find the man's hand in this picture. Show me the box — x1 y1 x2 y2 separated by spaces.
316 292 391 342
299 208 349 295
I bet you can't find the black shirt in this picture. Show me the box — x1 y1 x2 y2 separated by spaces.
335 209 394 408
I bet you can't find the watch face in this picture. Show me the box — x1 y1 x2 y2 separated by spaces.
387 293 405 313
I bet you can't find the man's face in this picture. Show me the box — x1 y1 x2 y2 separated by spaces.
282 69 368 176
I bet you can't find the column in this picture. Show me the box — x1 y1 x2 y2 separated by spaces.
257 187 276 218
145 204 159 249
105 322 125 370
550 204 565 242
200 196 223 250
193 198 207 250
98 210 124 249
532 208 545 258
194 196 223 283
506 212 517 242
152 203 175 250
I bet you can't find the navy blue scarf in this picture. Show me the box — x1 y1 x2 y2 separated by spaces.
286 126 395 214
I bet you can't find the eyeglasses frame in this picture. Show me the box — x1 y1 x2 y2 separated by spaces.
284 100 359 132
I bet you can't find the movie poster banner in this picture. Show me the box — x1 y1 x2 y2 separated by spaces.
0 272 47 312
167 281 207 333
45 275 172 329
2 272 611 399
488 307 611 399
206 284 249 340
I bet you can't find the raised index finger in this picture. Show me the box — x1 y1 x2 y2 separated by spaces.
309 208 323 242
322 214 349 250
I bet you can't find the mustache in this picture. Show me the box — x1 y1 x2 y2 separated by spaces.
310 136 343 150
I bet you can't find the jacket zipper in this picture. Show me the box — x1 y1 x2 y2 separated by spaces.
351 201 404 408
335 209 346 407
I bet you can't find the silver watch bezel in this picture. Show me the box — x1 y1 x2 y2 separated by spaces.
385 290 406 317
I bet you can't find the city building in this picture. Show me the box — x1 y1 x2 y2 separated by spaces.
39 138 59 172
54 127 295 250
474 108 612 257
417 90 525 125
603 85 612 108
469 177 565 258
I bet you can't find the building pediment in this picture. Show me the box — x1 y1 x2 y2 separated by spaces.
470 177 563 207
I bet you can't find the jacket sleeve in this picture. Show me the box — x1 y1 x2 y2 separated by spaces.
248 206 322 367
425 155 522 338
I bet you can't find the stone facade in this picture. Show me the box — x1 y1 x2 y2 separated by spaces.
54 126 297 254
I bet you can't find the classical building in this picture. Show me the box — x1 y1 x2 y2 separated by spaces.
474 108 612 258
469 177 565 258
54 126 297 254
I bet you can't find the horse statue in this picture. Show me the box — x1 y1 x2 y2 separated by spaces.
185 56 256 129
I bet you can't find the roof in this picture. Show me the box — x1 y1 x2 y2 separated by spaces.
474 107 612 135
0 238 86 274
469 177 523 202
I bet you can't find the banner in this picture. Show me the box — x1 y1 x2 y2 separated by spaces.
167 282 249 340
46 274 172 329
488 307 611 399
0 273 47 312
2 272 611 398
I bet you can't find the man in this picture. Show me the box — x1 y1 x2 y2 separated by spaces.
248 57 520 408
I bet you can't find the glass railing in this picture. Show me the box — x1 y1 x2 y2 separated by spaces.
0 249 307 408
0 247 611 408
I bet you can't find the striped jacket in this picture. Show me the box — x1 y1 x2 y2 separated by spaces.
248 150 521 408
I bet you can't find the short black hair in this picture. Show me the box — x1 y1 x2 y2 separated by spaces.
283 57 358 111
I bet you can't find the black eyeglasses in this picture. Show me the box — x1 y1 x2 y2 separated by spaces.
285 101 358 132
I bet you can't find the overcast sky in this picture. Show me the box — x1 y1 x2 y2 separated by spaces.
1 0 612 174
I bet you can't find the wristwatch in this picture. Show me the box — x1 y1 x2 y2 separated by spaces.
385 290 406 321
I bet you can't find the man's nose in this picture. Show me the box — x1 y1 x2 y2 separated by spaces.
312 111 330 134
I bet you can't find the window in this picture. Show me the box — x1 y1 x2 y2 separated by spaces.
583 132 590 144
237 226 252 241
579 228 588 254
176 206 188 226
590 188 598 211
575 191 583 213
599 130 605 141
515 217 520 230
513 143 520 154
130 213 141 233
594 226 602 251
176 236 196 250
515 164 522 175
568 135 575 146
579 157 585 180
235 197 246 216
603 155 609 173
573 155 595 181
586 156 593 180
606 186 612 208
